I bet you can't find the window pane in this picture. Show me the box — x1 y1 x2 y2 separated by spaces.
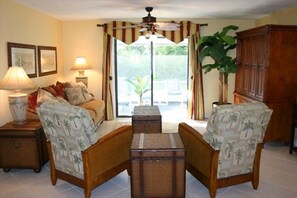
116 40 151 116
153 39 188 120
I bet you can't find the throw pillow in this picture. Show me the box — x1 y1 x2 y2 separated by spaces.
65 87 86 105
75 82 94 102
65 81 77 88
54 81 67 100
65 81 94 102
82 90 94 102
76 81 86 88
42 85 58 97
28 90 38 114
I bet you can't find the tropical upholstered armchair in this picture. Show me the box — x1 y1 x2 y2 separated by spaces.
178 102 272 198
37 102 132 198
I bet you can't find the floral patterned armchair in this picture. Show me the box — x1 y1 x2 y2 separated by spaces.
178 102 272 198
37 102 132 198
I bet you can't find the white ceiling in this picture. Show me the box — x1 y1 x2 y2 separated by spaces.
14 0 297 20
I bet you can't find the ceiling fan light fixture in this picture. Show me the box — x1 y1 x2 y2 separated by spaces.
143 31 159 41
144 31 152 39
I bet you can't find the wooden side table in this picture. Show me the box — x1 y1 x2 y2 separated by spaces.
132 106 162 133
0 120 49 173
130 133 185 198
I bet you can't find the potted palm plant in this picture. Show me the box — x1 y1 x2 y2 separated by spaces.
126 76 150 105
197 25 239 105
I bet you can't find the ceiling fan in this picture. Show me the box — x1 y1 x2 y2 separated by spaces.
115 7 180 32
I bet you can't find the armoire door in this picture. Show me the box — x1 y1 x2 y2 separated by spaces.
254 35 267 100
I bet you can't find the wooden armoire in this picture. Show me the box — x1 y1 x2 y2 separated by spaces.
234 25 297 143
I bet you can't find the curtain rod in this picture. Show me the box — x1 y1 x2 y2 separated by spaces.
97 23 208 27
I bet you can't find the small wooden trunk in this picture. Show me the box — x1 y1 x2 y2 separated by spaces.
132 106 162 133
130 133 185 198
0 120 49 173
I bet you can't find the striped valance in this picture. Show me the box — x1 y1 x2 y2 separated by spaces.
101 21 200 45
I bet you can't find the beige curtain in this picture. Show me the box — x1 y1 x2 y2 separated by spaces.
187 32 205 120
102 33 114 120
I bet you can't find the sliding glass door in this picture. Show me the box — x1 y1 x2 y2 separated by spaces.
115 36 188 119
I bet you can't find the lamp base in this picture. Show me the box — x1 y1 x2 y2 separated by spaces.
76 76 88 87
8 93 28 126
12 120 28 126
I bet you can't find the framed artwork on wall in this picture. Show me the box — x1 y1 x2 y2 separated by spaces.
37 46 57 76
7 42 37 78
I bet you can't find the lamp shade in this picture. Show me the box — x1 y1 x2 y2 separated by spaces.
0 66 35 91
72 57 91 70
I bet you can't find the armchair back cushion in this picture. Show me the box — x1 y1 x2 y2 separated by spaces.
37 102 99 179
203 102 272 179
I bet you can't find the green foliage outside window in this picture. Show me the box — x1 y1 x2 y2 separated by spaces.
155 46 188 55
117 44 188 81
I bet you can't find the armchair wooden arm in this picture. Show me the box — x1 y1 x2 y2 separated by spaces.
178 123 219 195
82 125 132 198
83 125 132 184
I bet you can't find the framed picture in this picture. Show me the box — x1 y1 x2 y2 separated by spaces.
38 46 57 76
7 42 37 78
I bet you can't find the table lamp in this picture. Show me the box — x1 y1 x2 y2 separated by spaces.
71 57 91 87
0 66 35 125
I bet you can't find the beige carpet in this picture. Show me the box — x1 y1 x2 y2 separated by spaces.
96 118 207 137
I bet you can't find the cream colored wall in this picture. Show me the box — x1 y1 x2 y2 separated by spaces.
256 5 297 26
62 20 105 99
0 0 63 125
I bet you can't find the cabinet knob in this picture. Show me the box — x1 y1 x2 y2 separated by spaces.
12 142 21 148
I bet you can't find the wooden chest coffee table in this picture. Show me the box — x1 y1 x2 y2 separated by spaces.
132 106 162 133
130 133 185 198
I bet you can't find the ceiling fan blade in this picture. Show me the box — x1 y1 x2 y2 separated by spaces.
155 23 180 31
155 26 180 31
113 24 141 29
155 22 180 28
